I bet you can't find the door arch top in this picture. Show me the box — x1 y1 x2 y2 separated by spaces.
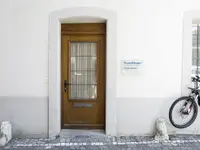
48 6 117 137
50 7 116 20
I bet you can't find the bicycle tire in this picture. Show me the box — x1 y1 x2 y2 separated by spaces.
169 96 198 128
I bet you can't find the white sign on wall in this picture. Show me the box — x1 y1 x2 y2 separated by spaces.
121 60 143 75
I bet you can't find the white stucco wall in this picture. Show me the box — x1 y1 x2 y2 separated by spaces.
1 0 200 137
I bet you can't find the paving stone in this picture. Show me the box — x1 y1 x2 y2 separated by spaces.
3 134 200 150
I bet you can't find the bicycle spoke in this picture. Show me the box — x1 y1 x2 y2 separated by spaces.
170 97 197 128
181 116 184 125
169 75 200 128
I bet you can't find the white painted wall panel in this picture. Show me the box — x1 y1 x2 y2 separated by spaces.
1 0 200 136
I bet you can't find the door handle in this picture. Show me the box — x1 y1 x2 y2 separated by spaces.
64 80 68 92
64 80 71 92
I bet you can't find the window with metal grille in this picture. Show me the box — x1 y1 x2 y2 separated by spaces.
192 24 200 75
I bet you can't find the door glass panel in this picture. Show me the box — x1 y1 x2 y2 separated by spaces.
69 42 97 100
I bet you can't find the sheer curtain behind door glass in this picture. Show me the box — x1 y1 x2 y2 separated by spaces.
69 42 97 100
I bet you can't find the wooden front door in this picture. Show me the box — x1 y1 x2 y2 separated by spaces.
61 23 106 129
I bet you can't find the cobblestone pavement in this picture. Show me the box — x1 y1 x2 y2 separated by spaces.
2 133 200 150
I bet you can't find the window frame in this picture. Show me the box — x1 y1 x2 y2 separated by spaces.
182 11 200 95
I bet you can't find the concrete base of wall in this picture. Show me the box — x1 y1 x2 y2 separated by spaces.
1 96 200 138
0 97 48 138
117 97 200 136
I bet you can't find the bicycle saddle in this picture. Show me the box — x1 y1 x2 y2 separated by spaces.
192 76 200 82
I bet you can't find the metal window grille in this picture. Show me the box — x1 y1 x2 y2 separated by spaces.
192 25 200 75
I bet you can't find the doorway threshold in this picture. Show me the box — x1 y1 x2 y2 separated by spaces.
59 129 105 137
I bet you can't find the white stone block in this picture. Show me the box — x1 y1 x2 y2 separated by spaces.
0 121 12 147
0 136 7 147
154 118 169 141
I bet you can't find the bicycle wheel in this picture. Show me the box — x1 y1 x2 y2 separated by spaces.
169 96 198 128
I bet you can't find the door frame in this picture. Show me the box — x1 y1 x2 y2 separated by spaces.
61 25 106 129
48 7 117 137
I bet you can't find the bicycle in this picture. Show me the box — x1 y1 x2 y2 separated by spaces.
169 75 200 128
